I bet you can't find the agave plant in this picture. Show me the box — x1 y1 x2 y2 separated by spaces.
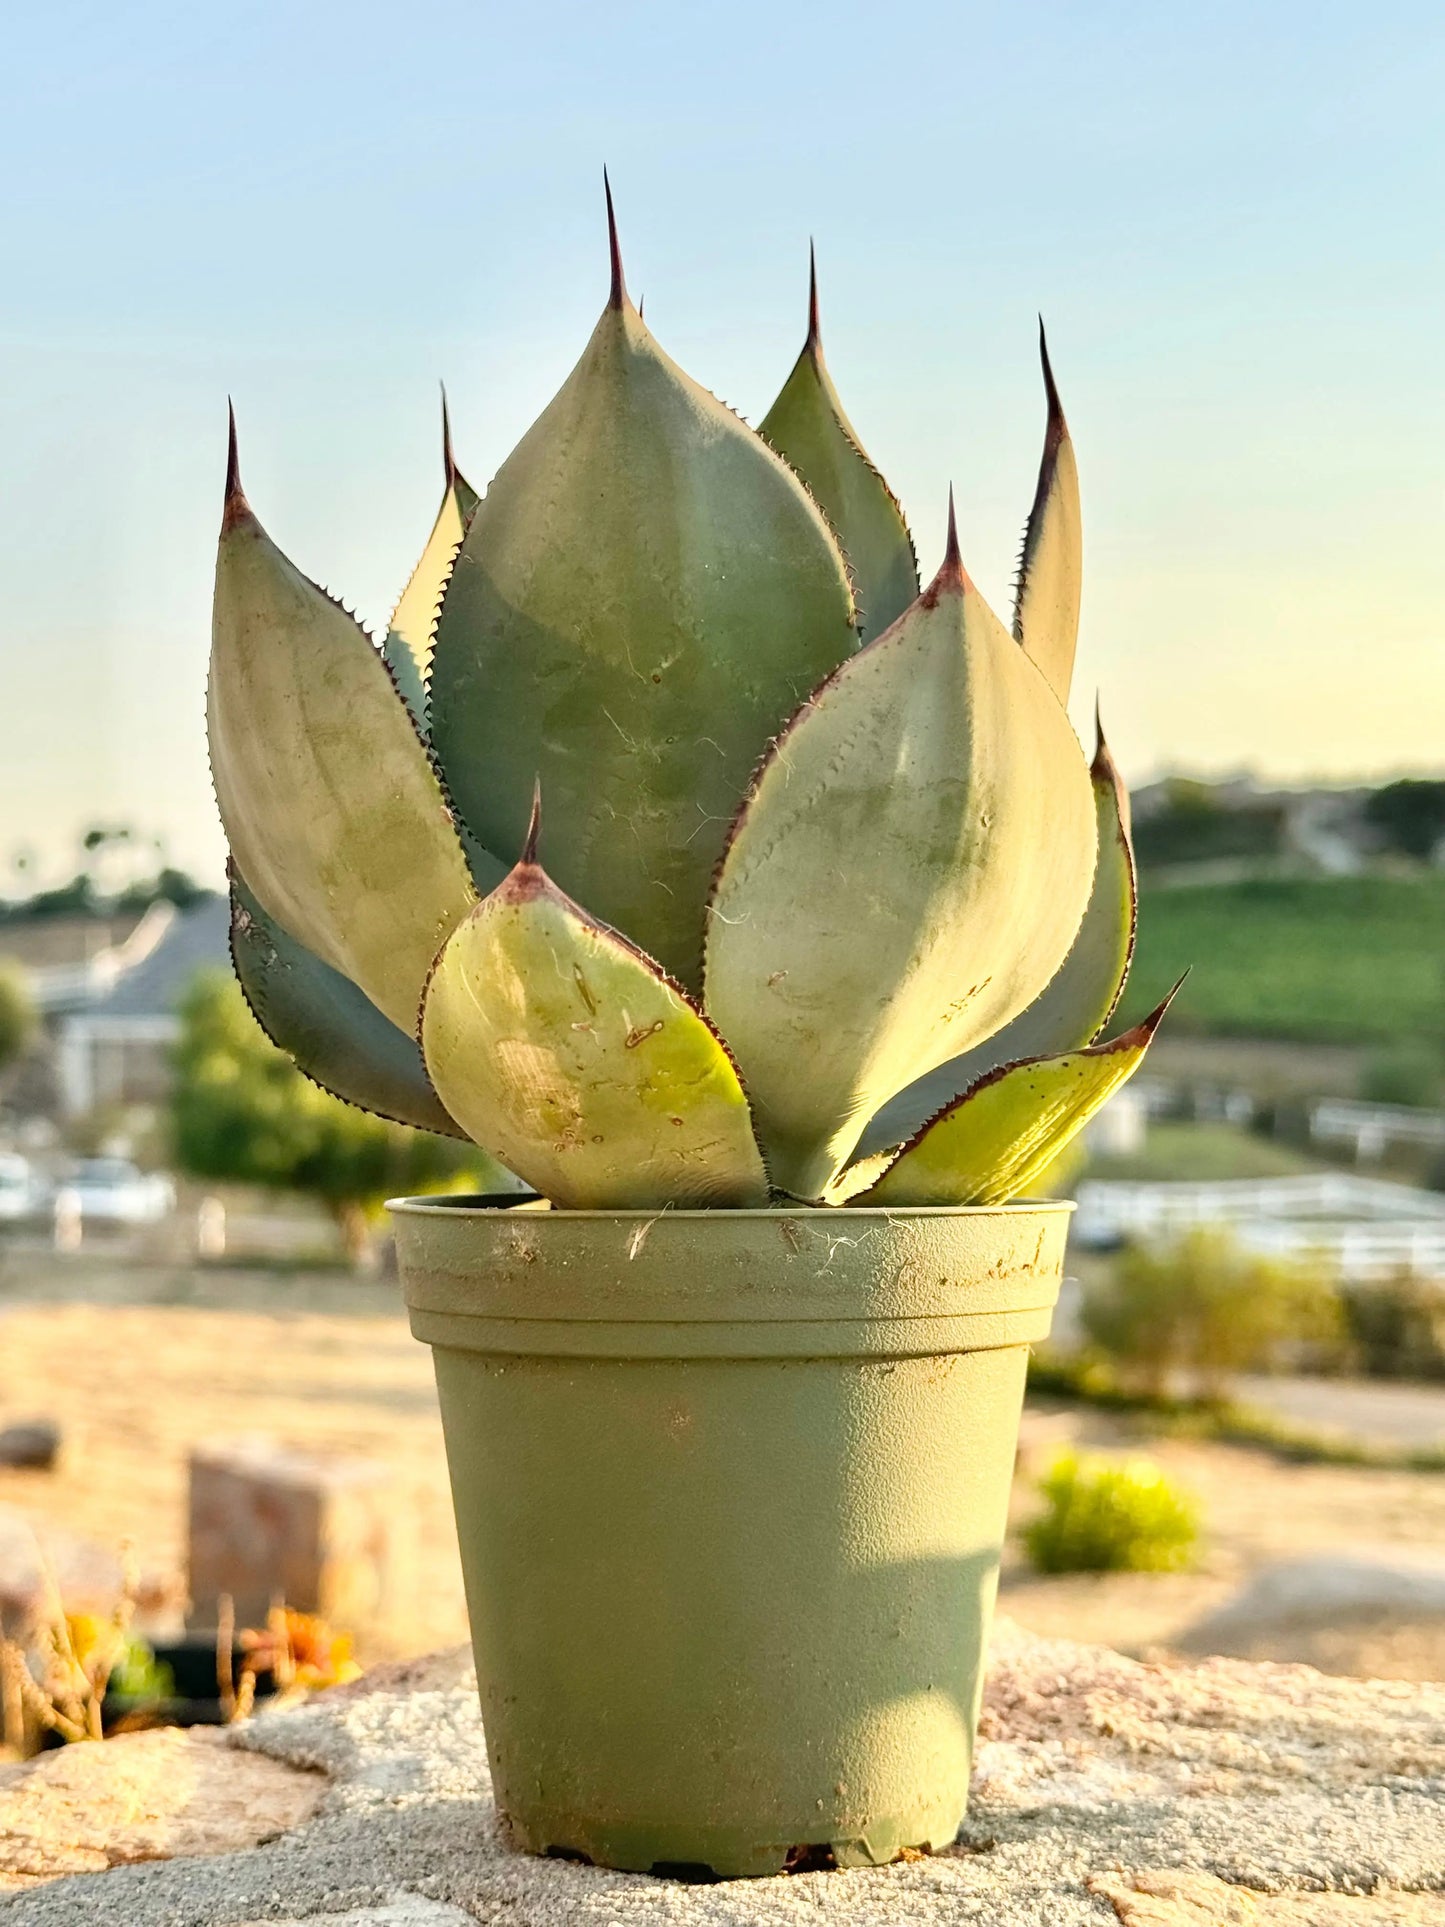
210 188 1176 1212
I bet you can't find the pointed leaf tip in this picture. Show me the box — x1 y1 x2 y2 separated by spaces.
440 384 456 487
1013 319 1081 699
922 486 967 603
1092 697 1113 774
807 241 821 353
853 973 1181 1209
522 778 542 864
223 400 245 523
1038 317 1065 434
603 167 626 310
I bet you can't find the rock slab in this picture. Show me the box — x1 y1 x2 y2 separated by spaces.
1 1623 1442 1924
0 1726 323 1892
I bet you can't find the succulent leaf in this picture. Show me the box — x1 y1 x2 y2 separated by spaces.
855 715 1135 1156
428 210 858 993
208 418 477 1034
1012 324 1081 703
852 982 1180 1208
759 250 918 643
230 866 465 1139
704 507 1098 1202
383 391 480 730
418 806 770 1210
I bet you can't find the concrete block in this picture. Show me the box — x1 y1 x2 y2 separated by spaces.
187 1438 401 1634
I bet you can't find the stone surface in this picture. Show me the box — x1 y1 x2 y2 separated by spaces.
1090 1871 1445 1923
0 1725 323 1892
1 1623 1442 1924
1175 1553 1445 1679
187 1437 404 1632
249 1906 474 1926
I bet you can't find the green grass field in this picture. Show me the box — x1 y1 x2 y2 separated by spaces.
1078 1121 1324 1184
1116 874 1445 1047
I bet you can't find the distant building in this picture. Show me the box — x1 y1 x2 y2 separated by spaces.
0 896 230 1117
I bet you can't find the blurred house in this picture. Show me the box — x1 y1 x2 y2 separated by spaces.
0 895 229 1117
1080 1083 1149 1157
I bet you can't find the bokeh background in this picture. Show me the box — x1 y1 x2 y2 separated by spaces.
2 0 1444 1742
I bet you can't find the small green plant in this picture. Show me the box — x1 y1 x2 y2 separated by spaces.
102 1630 175 1704
1024 1449 1199 1573
205 187 1181 1212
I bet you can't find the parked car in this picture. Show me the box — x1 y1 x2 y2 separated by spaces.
0 1155 44 1223
54 1159 176 1226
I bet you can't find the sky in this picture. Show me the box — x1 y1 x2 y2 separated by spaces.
1 0 1442 888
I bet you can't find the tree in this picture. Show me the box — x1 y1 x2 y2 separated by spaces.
1131 780 1286 873
1079 1228 1343 1398
171 970 502 1263
1364 779 1445 862
0 823 208 924
0 967 37 1074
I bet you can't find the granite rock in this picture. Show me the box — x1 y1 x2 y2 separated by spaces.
1 1622 1441 1925
0 1726 323 1892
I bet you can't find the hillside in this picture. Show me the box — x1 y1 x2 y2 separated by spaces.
1116 873 1445 1047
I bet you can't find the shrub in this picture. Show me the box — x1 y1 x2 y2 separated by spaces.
0 966 36 1073
1131 781 1285 873
1024 1450 1199 1573
1342 1273 1445 1382
1079 1227 1345 1398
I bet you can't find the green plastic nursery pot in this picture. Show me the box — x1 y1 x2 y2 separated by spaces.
390 1195 1068 1879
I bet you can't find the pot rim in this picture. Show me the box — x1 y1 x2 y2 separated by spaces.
387 1192 1076 1222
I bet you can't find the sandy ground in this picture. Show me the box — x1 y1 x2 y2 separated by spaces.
4 1263 1445 1677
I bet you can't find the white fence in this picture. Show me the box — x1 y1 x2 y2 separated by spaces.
1311 1099 1445 1162
1074 1174 1445 1282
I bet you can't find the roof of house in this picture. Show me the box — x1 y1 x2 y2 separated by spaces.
79 895 232 1021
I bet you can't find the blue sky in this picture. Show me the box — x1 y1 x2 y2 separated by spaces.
1 0 1442 885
